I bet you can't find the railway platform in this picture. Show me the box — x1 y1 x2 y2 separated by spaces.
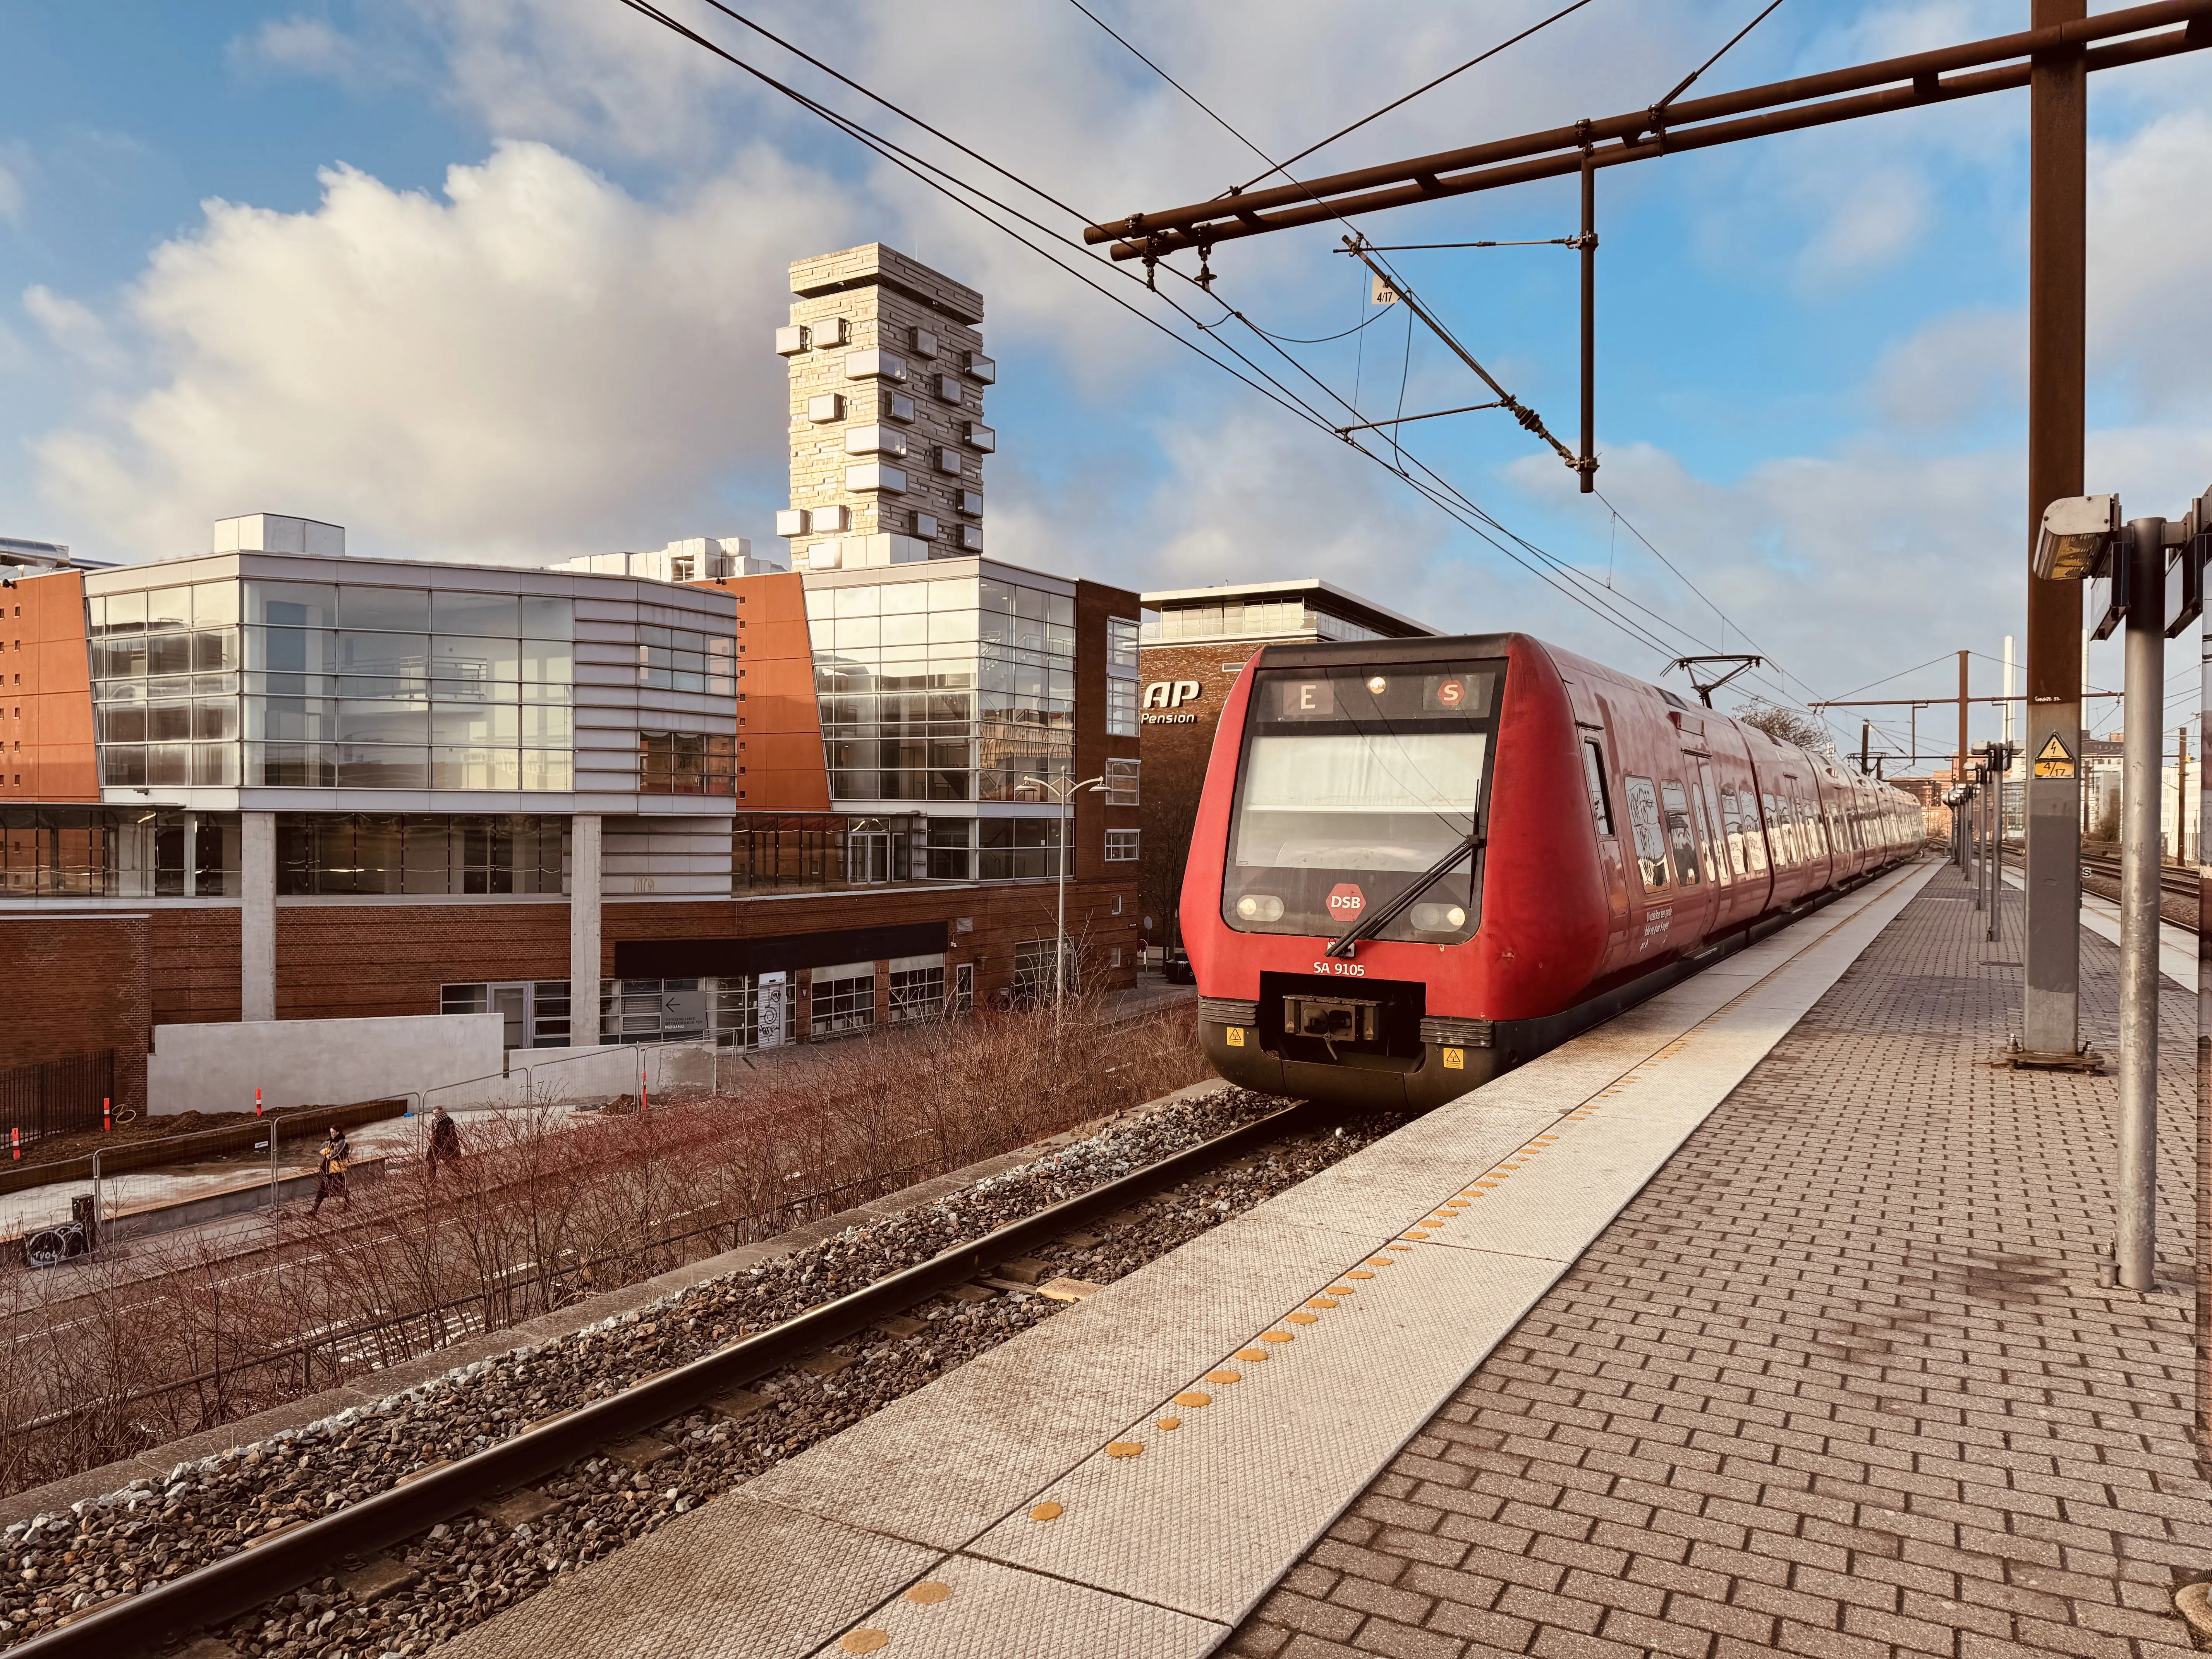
404 846 2212 1659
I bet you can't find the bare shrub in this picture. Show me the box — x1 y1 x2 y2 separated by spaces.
0 994 1206 1498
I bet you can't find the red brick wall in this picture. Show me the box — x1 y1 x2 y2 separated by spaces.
1135 640 1247 948
151 907 243 1026
606 878 1141 999
136 880 1144 1041
273 902 574 1021
0 915 149 1109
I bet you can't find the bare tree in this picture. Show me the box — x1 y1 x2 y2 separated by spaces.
1733 698 1836 754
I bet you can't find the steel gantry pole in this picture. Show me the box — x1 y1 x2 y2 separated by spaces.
1958 651 1973 874
2021 0 2089 1064
1578 148 1597 493
2118 517 2167 1290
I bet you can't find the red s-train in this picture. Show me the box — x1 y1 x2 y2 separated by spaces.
1180 634 1920 1110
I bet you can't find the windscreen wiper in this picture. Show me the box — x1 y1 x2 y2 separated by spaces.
1324 830 1484 959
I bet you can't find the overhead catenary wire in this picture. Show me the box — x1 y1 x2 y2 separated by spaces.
1651 0 1793 118
1238 0 1603 189
609 0 1841 726
1051 0 1838 714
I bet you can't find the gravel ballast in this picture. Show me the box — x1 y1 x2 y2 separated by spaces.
0 1085 1412 1657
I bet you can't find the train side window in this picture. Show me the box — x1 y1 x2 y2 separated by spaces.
1623 776 1668 891
1764 792 1791 866
1693 775 1731 886
1717 783 1748 876
1738 790 1770 874
1582 740 1614 835
1659 780 1702 886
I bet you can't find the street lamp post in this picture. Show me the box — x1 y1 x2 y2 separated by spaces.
1020 774 1106 1006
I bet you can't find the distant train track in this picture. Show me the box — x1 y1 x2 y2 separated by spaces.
2078 849 2201 902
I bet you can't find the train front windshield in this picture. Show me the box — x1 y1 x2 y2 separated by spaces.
1222 661 1501 945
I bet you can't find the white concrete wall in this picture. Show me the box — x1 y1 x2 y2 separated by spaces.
147 1014 505 1115
428 1040 724 1109
239 812 275 1022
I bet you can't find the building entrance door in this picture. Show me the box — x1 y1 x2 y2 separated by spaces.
849 830 893 883
490 985 528 1050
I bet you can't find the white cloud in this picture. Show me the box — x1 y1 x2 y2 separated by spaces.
33 140 855 562
1501 436 2024 722
1868 306 2021 430
1790 167 1929 292
22 285 123 373
2090 107 2212 420
987 398 1455 607
231 16 404 87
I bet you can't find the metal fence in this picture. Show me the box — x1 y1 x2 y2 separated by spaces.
0 1049 115 1148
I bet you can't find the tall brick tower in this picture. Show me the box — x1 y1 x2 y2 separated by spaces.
774 245 994 570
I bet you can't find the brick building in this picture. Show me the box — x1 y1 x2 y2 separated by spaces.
0 246 1141 1115
1135 579 1435 953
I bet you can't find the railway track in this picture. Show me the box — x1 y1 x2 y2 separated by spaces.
6 1091 1351 1658
2078 850 2201 902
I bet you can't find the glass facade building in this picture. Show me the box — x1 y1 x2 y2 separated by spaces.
806 571 1075 803
87 577 578 792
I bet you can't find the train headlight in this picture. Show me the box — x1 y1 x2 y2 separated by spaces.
1366 676 1388 694
1410 903 1467 932
1235 894 1285 922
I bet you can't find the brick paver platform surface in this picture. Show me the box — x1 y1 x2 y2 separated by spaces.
1230 865 2207 1659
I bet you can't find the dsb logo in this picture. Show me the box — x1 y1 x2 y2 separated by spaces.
1326 883 1365 917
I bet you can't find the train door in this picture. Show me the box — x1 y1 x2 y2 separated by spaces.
1729 778 1773 905
1580 729 1632 959
1657 775 1719 943
1696 759 1756 930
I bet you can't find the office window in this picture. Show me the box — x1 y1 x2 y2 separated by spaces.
1104 756 1139 806
1104 828 1140 862
888 956 948 1026
638 624 735 695
1106 677 1138 738
0 807 241 898
810 963 876 1039
926 817 975 880
1013 938 1076 1001
440 980 571 1048
641 731 735 796
979 816 1063 880
277 813 566 896
1106 617 1140 673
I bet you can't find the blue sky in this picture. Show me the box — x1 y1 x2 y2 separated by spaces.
1 0 2206 763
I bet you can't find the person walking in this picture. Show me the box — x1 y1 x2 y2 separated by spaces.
311 1125 351 1215
428 1105 464 1178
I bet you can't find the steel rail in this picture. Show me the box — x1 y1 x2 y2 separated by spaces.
1086 0 2212 256
9 1100 1312 1657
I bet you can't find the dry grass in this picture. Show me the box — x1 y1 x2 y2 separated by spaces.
0 992 1207 1500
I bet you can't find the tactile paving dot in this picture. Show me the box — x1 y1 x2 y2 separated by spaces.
1156 1417 1182 1432
1175 1391 1211 1408
1029 1502 1063 1522
1286 1312 1318 1326
1235 1348 1270 1362
1205 1370 1241 1385
838 1632 888 1654
1259 1331 1295 1344
904 1582 953 1606
1105 1441 1144 1458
